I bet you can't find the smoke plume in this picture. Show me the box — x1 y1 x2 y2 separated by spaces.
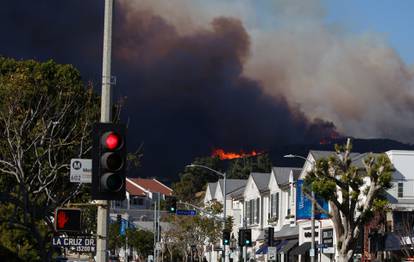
2 0 412 179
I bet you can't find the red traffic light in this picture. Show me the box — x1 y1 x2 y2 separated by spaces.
102 132 122 150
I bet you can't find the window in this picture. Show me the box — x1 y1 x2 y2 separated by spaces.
131 197 145 206
287 188 291 215
256 198 260 224
270 193 279 219
398 182 403 198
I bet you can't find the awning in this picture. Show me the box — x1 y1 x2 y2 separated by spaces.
275 225 299 239
256 244 268 255
276 240 288 252
279 239 299 254
385 233 401 251
290 242 315 256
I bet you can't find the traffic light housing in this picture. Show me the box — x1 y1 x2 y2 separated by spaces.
92 123 127 200
244 229 252 246
238 229 252 247
265 227 274 246
54 208 82 232
165 196 177 213
223 229 231 245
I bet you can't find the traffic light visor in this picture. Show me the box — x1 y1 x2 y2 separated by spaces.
102 132 122 150
101 152 124 171
101 173 124 191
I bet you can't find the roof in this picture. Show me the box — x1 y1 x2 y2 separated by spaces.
127 178 173 196
207 182 217 197
229 186 245 199
250 172 271 192
126 179 147 196
309 150 375 168
272 167 302 186
218 179 247 196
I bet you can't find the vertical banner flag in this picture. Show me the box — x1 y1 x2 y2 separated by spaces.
296 180 329 219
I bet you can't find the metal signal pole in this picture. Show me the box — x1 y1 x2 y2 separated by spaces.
96 0 114 261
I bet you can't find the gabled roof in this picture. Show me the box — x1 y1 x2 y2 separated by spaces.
218 179 247 196
272 167 302 186
207 182 217 197
229 186 245 199
250 172 271 192
309 150 370 168
126 178 147 196
127 178 173 196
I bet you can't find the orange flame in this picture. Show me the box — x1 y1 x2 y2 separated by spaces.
212 149 261 160
319 131 341 145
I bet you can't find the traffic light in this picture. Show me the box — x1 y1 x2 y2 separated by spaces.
238 229 252 247
223 229 231 245
238 229 244 247
54 208 82 232
92 123 127 200
265 227 274 246
165 196 177 213
244 229 252 246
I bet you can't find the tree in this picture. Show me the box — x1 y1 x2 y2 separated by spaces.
0 57 100 261
126 228 154 260
163 214 222 262
304 139 393 262
173 156 222 203
227 153 272 179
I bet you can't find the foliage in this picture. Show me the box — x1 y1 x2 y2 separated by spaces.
172 156 222 203
0 57 100 261
227 153 272 179
163 214 222 261
127 228 154 258
173 153 272 203
304 139 393 262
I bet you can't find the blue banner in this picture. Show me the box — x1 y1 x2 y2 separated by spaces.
296 180 329 219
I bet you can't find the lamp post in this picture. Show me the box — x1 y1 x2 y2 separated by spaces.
186 164 228 262
284 154 316 262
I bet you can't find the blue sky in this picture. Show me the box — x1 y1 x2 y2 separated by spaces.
323 0 414 65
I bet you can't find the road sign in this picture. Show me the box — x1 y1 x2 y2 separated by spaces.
268 246 277 261
70 159 92 183
176 209 196 216
52 236 96 253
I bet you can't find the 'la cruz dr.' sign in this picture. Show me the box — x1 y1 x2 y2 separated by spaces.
52 236 96 253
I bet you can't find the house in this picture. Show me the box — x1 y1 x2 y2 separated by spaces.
111 177 173 221
267 167 302 262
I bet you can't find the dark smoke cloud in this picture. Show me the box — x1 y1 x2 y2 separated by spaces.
0 1 337 180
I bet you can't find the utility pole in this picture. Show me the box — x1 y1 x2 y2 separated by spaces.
96 0 114 262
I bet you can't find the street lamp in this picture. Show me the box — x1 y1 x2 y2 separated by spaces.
284 154 316 262
186 164 228 262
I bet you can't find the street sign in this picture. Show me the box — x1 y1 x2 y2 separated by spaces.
268 246 277 261
52 236 96 253
70 159 92 183
176 209 196 216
